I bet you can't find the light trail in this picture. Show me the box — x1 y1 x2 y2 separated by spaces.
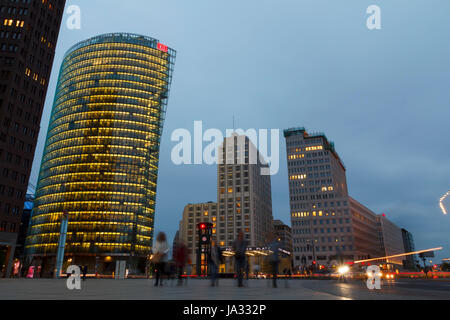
354 247 443 264
440 191 450 215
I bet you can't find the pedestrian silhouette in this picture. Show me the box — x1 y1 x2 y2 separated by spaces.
153 232 169 286
174 240 188 286
268 236 281 288
232 230 247 287
82 265 88 281
208 238 221 287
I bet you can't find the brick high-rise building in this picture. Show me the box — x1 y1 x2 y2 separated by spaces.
284 128 384 269
0 0 66 277
349 197 384 261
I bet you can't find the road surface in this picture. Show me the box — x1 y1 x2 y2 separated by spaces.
1 278 449 300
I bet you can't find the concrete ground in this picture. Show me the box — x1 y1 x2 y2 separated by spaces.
1 278 449 300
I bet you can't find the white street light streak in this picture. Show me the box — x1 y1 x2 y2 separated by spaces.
354 247 443 264
440 191 450 215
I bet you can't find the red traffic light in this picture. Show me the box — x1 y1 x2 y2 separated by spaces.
197 222 212 231
312 260 316 264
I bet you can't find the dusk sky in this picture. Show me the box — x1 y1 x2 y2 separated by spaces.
30 0 450 261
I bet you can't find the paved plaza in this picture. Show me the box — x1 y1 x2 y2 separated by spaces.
1 278 449 300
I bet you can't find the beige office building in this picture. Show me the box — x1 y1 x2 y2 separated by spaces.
178 202 218 272
217 134 273 249
178 134 274 274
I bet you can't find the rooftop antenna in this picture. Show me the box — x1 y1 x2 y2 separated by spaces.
233 115 235 132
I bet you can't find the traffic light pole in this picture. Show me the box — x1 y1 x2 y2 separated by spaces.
196 242 201 276
196 223 213 276
54 210 69 278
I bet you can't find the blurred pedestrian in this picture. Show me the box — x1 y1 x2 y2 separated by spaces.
246 261 250 281
82 265 88 281
254 263 260 279
209 238 222 287
174 240 188 286
186 258 192 285
283 268 292 288
153 232 169 286
268 236 281 288
232 230 247 287
168 261 177 285
424 266 431 279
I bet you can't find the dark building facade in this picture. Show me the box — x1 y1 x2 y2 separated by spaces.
25 33 176 276
401 228 418 270
15 193 33 259
0 0 66 277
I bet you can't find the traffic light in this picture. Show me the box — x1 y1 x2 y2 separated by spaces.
196 222 213 276
197 222 213 245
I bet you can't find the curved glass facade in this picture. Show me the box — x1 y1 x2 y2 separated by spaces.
25 33 176 272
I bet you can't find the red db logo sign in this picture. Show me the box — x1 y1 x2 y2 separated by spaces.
157 43 168 52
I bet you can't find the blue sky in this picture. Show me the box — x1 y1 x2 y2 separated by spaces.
30 0 450 262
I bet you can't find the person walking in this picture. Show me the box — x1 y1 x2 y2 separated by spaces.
232 230 247 287
82 265 88 281
174 240 188 286
153 232 170 286
185 257 192 285
209 238 221 287
245 261 250 281
268 236 281 288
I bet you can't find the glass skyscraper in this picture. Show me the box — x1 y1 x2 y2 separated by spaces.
25 33 176 276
